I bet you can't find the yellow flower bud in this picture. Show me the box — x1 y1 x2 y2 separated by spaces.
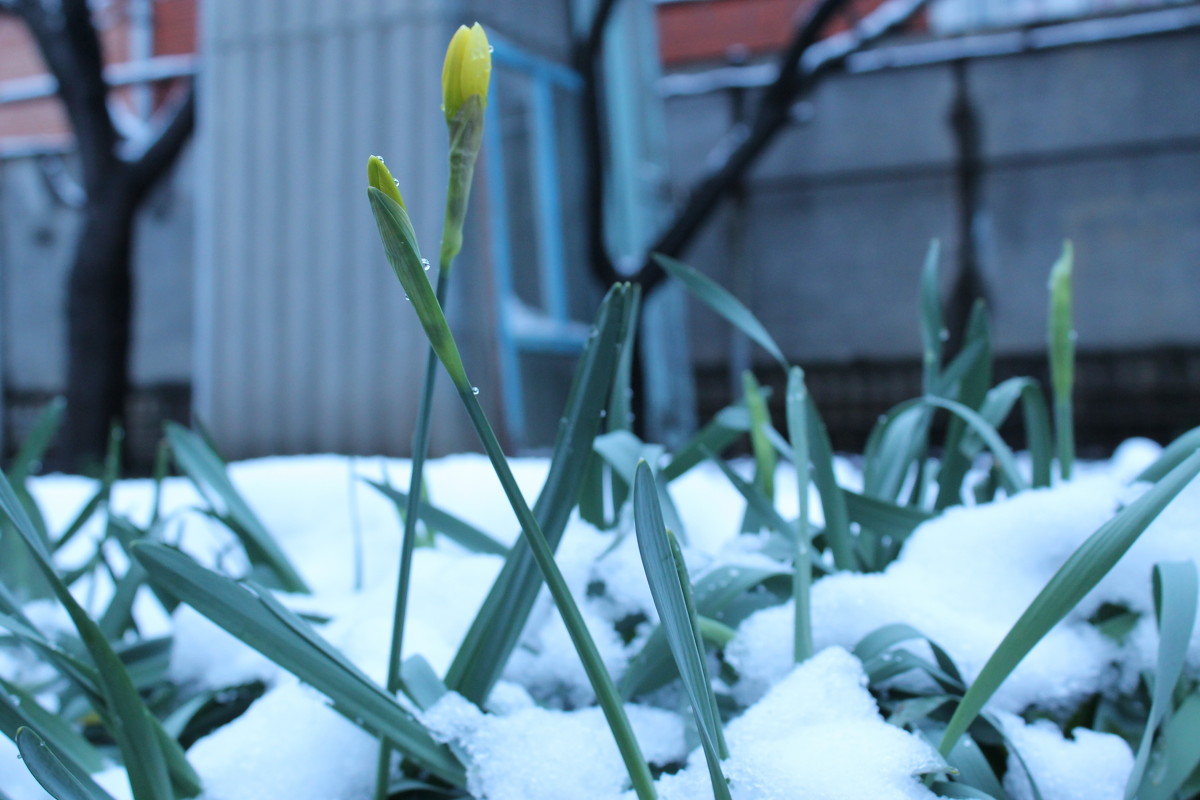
367 155 405 209
441 23 491 122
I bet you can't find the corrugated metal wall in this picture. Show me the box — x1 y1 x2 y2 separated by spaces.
195 0 504 458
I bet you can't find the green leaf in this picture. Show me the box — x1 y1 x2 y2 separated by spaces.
133 542 466 787
939 448 1200 756
919 240 945 393
875 397 1029 505
943 732 1009 800
594 432 685 542
740 372 776 534
662 406 750 483
368 187 469 392
934 300 992 510
166 423 310 593
853 624 964 693
969 378 1053 490
844 490 933 542
785 367 813 663
15 728 116 800
8 397 66 481
366 480 507 556
703 449 794 543
621 565 788 699
445 285 632 705
1138 425 1200 483
633 462 730 799
400 656 449 711
581 285 644 529
1127 561 1198 798
801 396 856 571
1047 241 1075 480
1137 691 1200 800
654 253 786 369
0 471 189 800
0 677 106 775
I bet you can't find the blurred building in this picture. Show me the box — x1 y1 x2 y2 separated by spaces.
656 0 1200 451
0 0 645 465
1 0 1198 466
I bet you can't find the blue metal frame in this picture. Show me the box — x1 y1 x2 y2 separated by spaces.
485 37 589 447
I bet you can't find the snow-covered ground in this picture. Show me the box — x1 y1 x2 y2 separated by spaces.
2 439 1196 800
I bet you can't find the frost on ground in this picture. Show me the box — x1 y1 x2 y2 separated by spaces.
4 438 1193 800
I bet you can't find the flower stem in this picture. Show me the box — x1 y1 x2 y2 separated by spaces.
374 269 450 800
456 386 658 800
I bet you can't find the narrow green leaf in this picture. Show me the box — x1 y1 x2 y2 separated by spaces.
1047 241 1075 480
15 728 116 800
1138 425 1200 483
8 397 66 481
785 367 813 663
943 732 1009 800
879 397 1029 503
621 565 790 699
968 378 1053 489
703 449 794 543
0 472 186 800
0 678 106 775
801 395 856 571
594 432 685 541
740 372 776 534
662 406 750 483
167 423 310 594
864 401 933 505
939 449 1200 755
133 542 466 787
654 253 786 369
368 186 469 391
1137 692 1200 800
844 490 933 541
581 286 644 529
633 462 731 799
50 485 107 554
400 656 449 711
366 480 508 556
1127 561 1198 798
853 624 964 693
919 240 945 393
935 300 992 510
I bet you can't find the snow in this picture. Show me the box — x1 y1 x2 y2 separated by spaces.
997 713 1134 800
3 440 1196 800
653 648 945 800
423 692 686 800
186 681 379 800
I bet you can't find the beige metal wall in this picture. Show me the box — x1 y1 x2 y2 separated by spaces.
195 0 505 458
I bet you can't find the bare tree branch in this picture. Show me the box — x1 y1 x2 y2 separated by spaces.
608 0 930 292
574 0 625 292
126 83 196 203
11 0 118 193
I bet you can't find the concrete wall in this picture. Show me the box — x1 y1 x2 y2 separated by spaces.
195 0 582 459
664 29 1200 370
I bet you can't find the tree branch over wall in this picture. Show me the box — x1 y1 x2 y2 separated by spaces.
582 0 931 292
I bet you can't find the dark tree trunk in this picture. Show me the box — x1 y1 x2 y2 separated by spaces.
9 0 196 472
62 180 137 470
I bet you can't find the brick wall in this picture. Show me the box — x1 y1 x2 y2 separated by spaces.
0 0 197 147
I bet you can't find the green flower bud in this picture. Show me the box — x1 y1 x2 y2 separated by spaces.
442 23 491 122
367 155 405 209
